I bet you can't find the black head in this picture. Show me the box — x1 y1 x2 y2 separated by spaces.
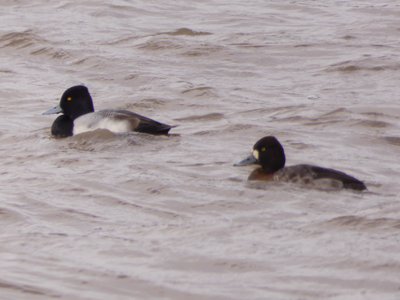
235 136 286 172
51 114 73 138
59 85 94 120
252 136 286 172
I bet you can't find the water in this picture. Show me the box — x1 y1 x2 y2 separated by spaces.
1 1 400 299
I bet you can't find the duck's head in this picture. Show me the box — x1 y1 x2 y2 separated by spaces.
235 136 286 173
43 85 94 120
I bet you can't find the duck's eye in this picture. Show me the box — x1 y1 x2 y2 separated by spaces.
261 147 267 152
67 97 72 101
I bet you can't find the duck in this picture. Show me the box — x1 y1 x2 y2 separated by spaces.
235 136 367 191
43 85 174 138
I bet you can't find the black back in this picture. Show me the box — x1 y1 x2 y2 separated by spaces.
131 111 173 135
307 165 367 191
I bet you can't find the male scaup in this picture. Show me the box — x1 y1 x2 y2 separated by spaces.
43 85 173 138
235 136 367 191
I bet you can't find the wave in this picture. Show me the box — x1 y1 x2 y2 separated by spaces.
326 57 400 72
0 30 71 60
321 215 400 231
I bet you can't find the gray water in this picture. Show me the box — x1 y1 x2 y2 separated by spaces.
1 1 400 299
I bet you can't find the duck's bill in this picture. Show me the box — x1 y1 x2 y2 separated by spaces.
234 154 258 166
43 105 63 115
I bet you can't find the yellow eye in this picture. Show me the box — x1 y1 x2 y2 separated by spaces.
261 147 267 152
67 97 72 101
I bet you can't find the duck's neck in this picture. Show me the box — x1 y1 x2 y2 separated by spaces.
248 168 275 181
261 165 283 173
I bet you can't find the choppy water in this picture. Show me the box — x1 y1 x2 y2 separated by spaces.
1 1 400 299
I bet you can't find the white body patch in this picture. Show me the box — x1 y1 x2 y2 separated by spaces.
73 112 132 135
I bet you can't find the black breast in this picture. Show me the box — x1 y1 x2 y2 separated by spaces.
51 115 73 138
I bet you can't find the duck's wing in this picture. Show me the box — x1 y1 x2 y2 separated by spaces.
302 164 367 191
274 164 366 191
105 109 173 135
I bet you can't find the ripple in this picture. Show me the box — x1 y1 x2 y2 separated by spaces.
0 207 25 224
181 87 218 98
0 30 71 60
326 58 400 72
383 136 400 146
0 30 44 49
322 215 400 231
353 119 390 128
137 38 183 51
175 113 224 122
0 280 52 297
163 28 212 36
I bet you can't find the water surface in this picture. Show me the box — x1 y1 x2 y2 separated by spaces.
1 1 400 299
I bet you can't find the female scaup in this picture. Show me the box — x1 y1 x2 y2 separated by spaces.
43 85 173 138
235 136 367 191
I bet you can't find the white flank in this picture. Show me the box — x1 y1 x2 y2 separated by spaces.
73 112 131 135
